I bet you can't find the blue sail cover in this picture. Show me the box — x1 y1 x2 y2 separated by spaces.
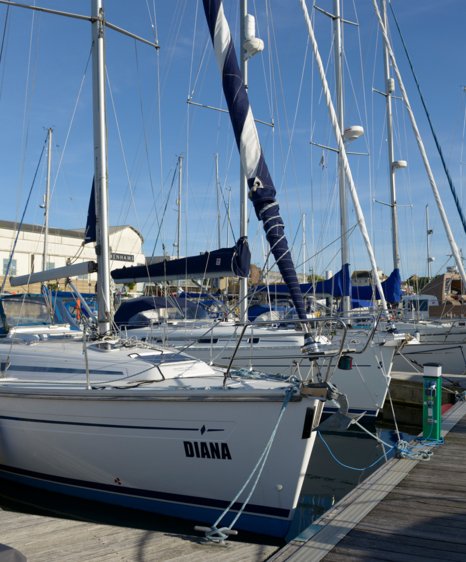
351 267 402 304
111 237 250 284
203 0 307 321
114 296 210 327
254 264 351 298
84 178 96 244
254 266 401 306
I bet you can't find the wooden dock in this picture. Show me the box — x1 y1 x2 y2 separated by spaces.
0 506 278 561
269 400 466 561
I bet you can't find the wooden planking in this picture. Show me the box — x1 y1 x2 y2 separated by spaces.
0 509 279 562
270 400 466 562
327 406 466 561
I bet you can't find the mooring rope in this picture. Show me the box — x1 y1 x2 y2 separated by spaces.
195 385 295 544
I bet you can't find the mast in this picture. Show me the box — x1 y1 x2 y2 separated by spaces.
215 153 221 249
302 213 306 282
426 204 433 279
382 0 400 271
42 127 52 271
226 186 231 296
300 0 389 312
176 155 183 259
238 0 249 322
92 0 112 335
372 0 466 289
333 0 350 313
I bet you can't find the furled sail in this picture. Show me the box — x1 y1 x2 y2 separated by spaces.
203 0 307 322
111 237 250 284
84 178 96 244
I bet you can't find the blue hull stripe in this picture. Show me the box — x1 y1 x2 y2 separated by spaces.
6 365 122 375
0 414 221 433
0 464 290 519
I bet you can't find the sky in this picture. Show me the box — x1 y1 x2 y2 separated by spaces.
0 0 465 281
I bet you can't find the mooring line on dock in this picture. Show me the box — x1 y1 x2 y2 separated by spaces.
269 399 466 562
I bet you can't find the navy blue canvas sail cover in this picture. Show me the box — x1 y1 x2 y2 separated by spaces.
351 268 401 304
254 266 401 305
111 237 250 284
254 264 351 298
203 0 308 322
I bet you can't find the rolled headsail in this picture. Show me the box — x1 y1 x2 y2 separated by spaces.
84 178 96 244
203 0 307 322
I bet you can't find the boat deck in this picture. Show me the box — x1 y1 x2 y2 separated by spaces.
269 400 466 561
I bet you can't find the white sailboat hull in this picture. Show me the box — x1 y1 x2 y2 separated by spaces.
394 342 466 375
392 321 466 374
0 338 319 537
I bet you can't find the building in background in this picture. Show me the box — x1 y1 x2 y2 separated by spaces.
0 220 144 294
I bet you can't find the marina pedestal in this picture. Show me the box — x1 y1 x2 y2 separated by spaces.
422 363 442 441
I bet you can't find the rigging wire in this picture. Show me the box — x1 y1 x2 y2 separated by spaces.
368 15 381 248
51 47 92 203
130 41 161 235
460 89 466 208
186 1 240 258
154 37 164 255
1 137 46 293
266 2 302 211
353 0 376 250
255 0 274 131
150 160 180 258
105 65 146 265
388 0 466 235
17 5 38 226
185 0 202 261
0 2 10 98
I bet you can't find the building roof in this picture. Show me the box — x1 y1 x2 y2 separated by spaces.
0 220 143 242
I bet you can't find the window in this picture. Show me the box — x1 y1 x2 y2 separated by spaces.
3 258 16 276
46 262 55 271
2 297 51 327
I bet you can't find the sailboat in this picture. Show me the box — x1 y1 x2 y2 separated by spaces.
108 0 409 419
0 0 336 540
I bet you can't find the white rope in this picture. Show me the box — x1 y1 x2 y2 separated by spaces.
197 385 296 543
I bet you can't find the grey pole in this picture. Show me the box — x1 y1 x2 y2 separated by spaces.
382 0 400 271
333 0 350 313
42 127 52 271
239 0 249 322
92 0 112 335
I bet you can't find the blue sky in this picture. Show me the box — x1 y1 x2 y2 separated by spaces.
0 0 464 280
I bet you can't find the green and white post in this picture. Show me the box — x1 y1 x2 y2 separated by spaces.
422 363 442 441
